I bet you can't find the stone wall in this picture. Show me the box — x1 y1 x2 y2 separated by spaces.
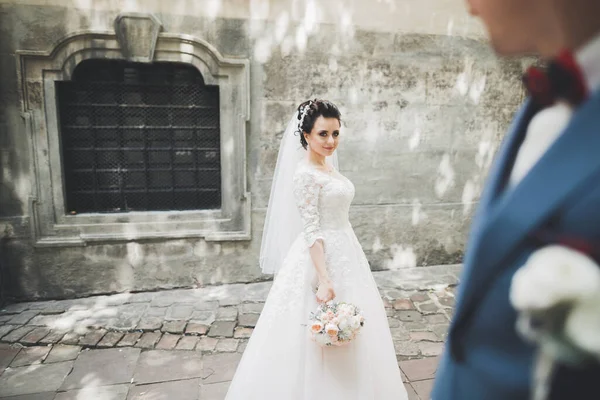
0 0 526 300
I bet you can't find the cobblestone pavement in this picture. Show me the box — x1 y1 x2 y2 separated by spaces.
0 265 460 399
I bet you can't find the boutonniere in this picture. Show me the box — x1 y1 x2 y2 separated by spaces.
510 243 600 400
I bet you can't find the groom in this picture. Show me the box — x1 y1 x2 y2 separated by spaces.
432 0 600 399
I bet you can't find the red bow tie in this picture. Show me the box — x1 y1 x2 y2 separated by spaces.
522 50 589 107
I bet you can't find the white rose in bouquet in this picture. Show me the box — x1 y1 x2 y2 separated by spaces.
510 245 600 312
510 244 600 400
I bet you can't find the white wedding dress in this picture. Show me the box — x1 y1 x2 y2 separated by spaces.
225 160 408 400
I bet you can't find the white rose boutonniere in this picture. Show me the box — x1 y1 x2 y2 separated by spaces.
510 245 600 400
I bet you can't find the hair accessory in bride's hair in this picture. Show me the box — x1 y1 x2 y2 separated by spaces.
298 100 314 132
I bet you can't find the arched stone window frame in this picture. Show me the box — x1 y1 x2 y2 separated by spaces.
16 13 251 247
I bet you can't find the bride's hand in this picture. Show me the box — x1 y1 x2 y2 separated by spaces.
316 280 335 303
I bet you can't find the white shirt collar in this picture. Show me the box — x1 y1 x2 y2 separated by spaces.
576 32 600 93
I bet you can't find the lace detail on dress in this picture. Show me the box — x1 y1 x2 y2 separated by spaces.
293 168 324 247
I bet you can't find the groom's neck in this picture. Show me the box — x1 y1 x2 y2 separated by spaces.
536 0 600 59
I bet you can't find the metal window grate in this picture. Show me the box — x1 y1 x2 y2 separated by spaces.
56 59 221 214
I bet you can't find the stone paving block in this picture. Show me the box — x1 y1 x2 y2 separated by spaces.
128 378 201 400
387 318 401 328
0 325 17 340
238 313 259 327
202 352 242 384
424 314 448 324
0 304 29 315
215 339 239 353
106 304 147 331
176 336 198 350
161 320 187 334
144 306 167 317
390 327 410 341
190 311 216 326
412 379 435 400
444 308 454 320
218 296 241 307
396 311 424 322
39 330 67 345
150 290 193 307
45 345 81 363
136 317 163 331
0 315 13 323
400 357 439 381
0 392 56 400
237 339 248 354
8 310 40 325
418 342 445 356
20 327 51 345
165 304 194 321
39 303 68 315
10 345 51 367
234 327 253 339
243 282 271 303
54 384 129 400
135 332 162 349
155 333 179 350
79 329 106 347
393 299 415 310
185 322 209 336
409 331 441 342
98 332 124 348
117 332 142 347
196 337 219 352
438 296 455 307
60 332 82 346
431 324 449 340
216 307 238 322
133 350 204 384
200 381 230 400
406 384 420 400
417 302 442 314
124 292 156 304
0 361 73 397
404 321 429 331
239 303 264 314
28 314 61 327
394 340 420 358
0 343 20 371
61 347 141 390
3 326 35 342
208 321 235 338
383 298 393 308
410 293 430 302
193 300 219 311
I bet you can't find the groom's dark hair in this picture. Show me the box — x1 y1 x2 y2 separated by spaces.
296 99 342 149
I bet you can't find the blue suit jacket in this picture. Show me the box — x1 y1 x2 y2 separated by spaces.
432 89 600 400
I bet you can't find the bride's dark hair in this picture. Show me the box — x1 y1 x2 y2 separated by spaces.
296 99 342 150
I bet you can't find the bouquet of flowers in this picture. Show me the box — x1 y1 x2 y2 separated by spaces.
308 301 364 347
510 245 600 400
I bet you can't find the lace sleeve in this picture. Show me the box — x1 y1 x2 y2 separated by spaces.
293 169 324 247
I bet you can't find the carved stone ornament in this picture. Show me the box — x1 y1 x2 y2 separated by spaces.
114 12 163 62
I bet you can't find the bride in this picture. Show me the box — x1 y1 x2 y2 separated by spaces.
225 99 408 399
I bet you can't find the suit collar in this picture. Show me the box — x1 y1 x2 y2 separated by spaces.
453 90 600 330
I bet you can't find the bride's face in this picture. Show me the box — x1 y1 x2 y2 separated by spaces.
304 116 341 158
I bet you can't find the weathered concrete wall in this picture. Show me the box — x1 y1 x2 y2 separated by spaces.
0 0 526 300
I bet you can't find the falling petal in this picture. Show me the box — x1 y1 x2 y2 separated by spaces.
295 25 308 52
274 11 290 43
409 128 421 151
435 154 455 198
462 180 476 215
469 75 487 104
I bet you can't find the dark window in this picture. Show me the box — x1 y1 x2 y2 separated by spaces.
56 59 221 214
